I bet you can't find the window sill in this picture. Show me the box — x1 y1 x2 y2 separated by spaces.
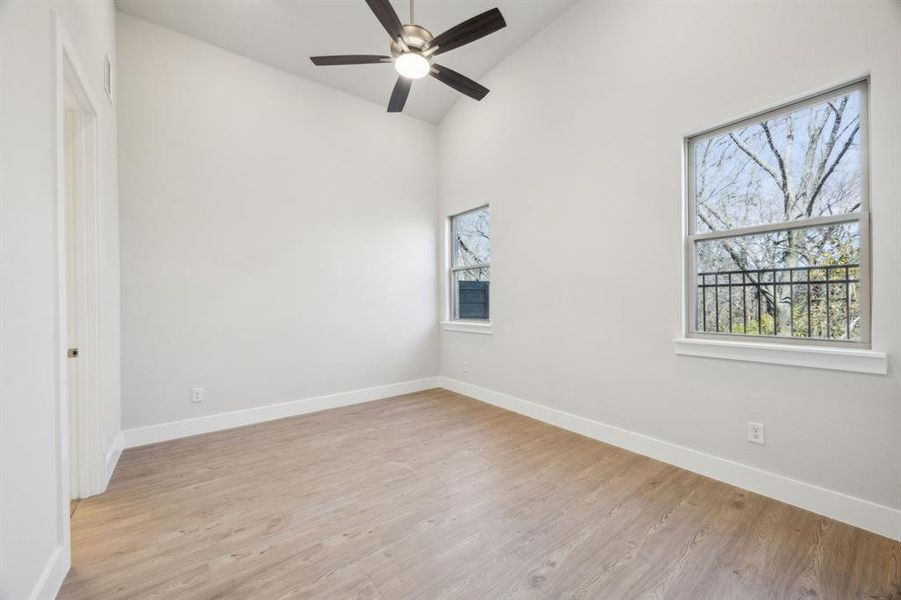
441 321 493 335
673 337 887 375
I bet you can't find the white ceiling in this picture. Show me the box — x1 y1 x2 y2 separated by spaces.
115 0 575 124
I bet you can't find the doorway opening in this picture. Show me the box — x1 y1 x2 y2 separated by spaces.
55 15 106 544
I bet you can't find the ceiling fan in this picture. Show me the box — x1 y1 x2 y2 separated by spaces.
310 0 506 113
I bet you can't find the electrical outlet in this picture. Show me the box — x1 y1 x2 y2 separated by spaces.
462 360 470 373
191 387 204 403
747 421 765 445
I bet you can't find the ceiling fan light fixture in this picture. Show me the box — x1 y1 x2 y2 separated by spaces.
310 0 506 112
394 52 430 79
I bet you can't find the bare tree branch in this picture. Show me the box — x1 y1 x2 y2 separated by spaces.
758 121 794 218
806 122 860 215
455 235 479 265
796 107 830 212
696 210 775 305
728 131 783 188
806 96 849 215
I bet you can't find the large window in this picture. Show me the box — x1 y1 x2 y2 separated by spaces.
687 81 869 345
450 206 490 321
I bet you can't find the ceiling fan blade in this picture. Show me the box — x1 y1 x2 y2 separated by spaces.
427 8 506 55
387 77 412 113
430 64 489 101
364 0 405 41
310 55 391 66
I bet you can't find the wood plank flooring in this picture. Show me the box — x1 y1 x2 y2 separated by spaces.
59 389 900 599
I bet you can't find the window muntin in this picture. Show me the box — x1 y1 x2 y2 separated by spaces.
687 81 869 344
450 206 490 321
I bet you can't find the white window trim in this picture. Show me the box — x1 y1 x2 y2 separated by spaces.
441 320 493 335
444 206 492 334
677 78 885 374
673 337 886 375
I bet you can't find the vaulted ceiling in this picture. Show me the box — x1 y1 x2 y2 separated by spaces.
115 0 575 123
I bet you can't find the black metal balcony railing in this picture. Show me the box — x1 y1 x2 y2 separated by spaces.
696 264 860 340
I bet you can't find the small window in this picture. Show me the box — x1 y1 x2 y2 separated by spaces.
450 206 490 321
687 81 869 344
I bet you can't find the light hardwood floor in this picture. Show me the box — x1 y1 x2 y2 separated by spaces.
60 389 899 599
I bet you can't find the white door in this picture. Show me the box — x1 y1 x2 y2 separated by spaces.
64 99 82 500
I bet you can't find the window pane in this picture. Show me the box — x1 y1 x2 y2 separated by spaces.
694 222 860 340
453 207 490 267
695 89 862 233
453 267 490 320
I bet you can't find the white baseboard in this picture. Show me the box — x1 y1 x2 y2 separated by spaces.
103 431 124 489
28 546 69 600
122 377 441 449
438 377 901 541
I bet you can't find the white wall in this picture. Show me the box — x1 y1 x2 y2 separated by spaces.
117 14 439 431
0 1 121 597
439 0 901 519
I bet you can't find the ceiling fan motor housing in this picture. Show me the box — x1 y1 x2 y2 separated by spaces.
390 24 434 58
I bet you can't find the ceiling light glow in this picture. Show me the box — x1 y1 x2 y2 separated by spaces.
394 52 430 79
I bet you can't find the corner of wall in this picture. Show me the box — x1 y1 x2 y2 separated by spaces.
103 431 124 489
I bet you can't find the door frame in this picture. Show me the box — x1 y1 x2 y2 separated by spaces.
53 11 105 556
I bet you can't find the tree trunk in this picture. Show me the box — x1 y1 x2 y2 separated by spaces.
776 229 800 335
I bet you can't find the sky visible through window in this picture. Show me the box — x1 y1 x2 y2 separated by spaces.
695 90 861 273
454 207 490 268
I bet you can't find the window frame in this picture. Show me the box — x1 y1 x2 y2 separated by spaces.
446 205 491 325
683 79 871 348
